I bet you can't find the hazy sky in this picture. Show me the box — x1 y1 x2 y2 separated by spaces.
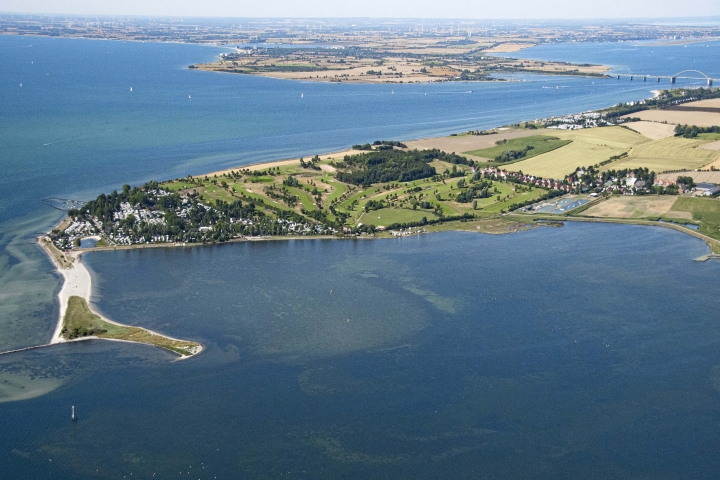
2 0 719 19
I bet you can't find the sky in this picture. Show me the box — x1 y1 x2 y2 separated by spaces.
1 0 720 19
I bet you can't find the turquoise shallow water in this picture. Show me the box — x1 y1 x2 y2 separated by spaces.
2 35 720 478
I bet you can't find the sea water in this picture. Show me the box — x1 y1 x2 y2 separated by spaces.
2 36 720 478
2 224 720 478
2 36 718 351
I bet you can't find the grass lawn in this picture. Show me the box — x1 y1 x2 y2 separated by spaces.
286 186 317 210
193 185 235 203
698 133 720 140
231 182 287 209
62 296 200 356
338 187 378 210
161 180 197 192
324 180 347 204
358 208 438 227
464 135 571 164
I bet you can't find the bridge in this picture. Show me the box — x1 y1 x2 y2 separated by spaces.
612 70 716 86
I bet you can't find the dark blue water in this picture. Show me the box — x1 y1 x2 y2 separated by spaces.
2 35 720 478
513 39 720 79
3 224 720 478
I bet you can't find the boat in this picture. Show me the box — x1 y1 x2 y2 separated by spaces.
301 93 304 98
130 87 132 92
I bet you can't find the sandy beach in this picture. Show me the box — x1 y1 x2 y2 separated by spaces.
50 251 90 344
40 240 203 357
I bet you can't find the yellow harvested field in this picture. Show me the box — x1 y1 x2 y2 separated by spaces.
625 121 676 140
655 171 720 184
605 136 719 172
405 129 540 156
686 98 720 108
481 43 536 53
701 140 720 151
624 109 720 127
510 127 648 179
582 196 686 219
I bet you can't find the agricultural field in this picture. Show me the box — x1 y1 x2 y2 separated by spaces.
510 127 649 179
581 196 682 219
606 136 720 172
464 135 572 164
504 125 720 179
625 121 676 140
628 110 720 127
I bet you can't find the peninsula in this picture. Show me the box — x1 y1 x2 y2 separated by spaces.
38 237 203 359
192 44 609 84
47 87 720 256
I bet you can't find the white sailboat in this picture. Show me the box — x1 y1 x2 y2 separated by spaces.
301 93 304 98
130 87 132 92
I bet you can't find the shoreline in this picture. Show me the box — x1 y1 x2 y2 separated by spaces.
35 237 203 359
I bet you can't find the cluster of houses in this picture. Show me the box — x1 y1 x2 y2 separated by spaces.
566 168 720 197
51 220 102 250
473 165 719 199
51 188 338 251
653 178 720 196
475 166 571 192
113 202 166 225
534 108 636 130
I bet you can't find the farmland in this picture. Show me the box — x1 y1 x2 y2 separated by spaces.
510 127 649 179
582 196 683 219
463 135 572 165
607 136 719 172
499 125 720 180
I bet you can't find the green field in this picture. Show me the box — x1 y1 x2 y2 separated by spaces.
671 197 720 240
62 296 201 357
358 208 439 227
286 186 317 210
464 135 572 164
